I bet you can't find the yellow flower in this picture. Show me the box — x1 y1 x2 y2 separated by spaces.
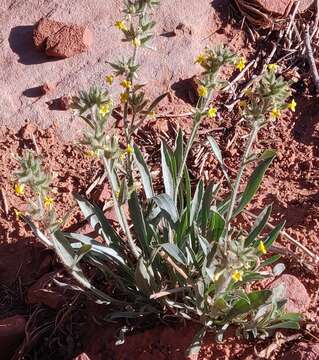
120 92 129 103
14 183 25 196
99 104 110 116
239 100 247 109
85 150 98 158
244 88 252 96
197 85 208 97
236 56 246 72
232 270 243 282
207 106 217 118
258 240 267 255
14 208 23 219
288 99 297 112
120 80 132 89
44 196 54 208
268 63 278 72
148 110 156 119
271 108 281 119
132 37 141 47
195 53 206 65
115 20 127 31
115 190 120 199
105 75 114 85
126 144 134 154
119 152 126 161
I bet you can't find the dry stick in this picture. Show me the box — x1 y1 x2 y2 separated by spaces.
304 24 319 93
0 187 9 215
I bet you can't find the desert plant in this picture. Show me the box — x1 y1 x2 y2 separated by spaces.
16 0 301 356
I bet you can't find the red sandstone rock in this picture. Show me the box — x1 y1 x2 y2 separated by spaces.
0 315 26 359
41 82 56 95
270 274 310 313
33 17 64 50
33 17 92 58
27 273 66 310
282 342 319 360
256 0 314 16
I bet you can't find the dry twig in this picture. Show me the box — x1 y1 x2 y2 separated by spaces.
304 24 319 93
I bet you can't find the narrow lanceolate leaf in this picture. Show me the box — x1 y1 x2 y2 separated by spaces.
161 141 175 199
128 191 150 258
174 129 184 174
133 144 154 199
190 180 204 224
22 215 52 247
144 92 168 115
267 321 300 330
263 221 285 248
52 230 77 269
208 136 230 184
245 205 272 247
161 243 187 265
134 258 156 296
209 210 225 242
233 150 276 218
74 194 121 246
200 182 217 233
153 193 179 224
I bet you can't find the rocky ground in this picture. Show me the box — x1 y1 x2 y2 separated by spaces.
0 0 319 359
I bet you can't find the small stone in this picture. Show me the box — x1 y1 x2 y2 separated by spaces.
59 95 73 110
46 25 92 58
0 315 26 359
270 274 310 313
282 342 319 360
27 273 66 310
33 17 92 59
73 353 92 360
41 82 56 95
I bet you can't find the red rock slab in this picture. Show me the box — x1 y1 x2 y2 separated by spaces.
256 0 314 16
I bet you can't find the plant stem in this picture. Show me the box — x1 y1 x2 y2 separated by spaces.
223 124 259 253
102 157 140 260
174 93 212 204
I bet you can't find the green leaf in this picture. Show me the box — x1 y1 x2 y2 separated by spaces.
161 140 175 199
233 151 276 217
267 321 300 330
153 193 179 224
227 290 272 319
208 136 230 184
128 191 150 258
74 194 122 246
174 129 184 174
22 215 52 247
52 230 78 269
209 210 225 242
263 221 285 248
190 180 204 224
133 144 154 199
245 205 272 247
277 313 302 322
200 182 218 233
161 243 187 265
258 254 281 269
134 258 156 296
75 244 92 264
